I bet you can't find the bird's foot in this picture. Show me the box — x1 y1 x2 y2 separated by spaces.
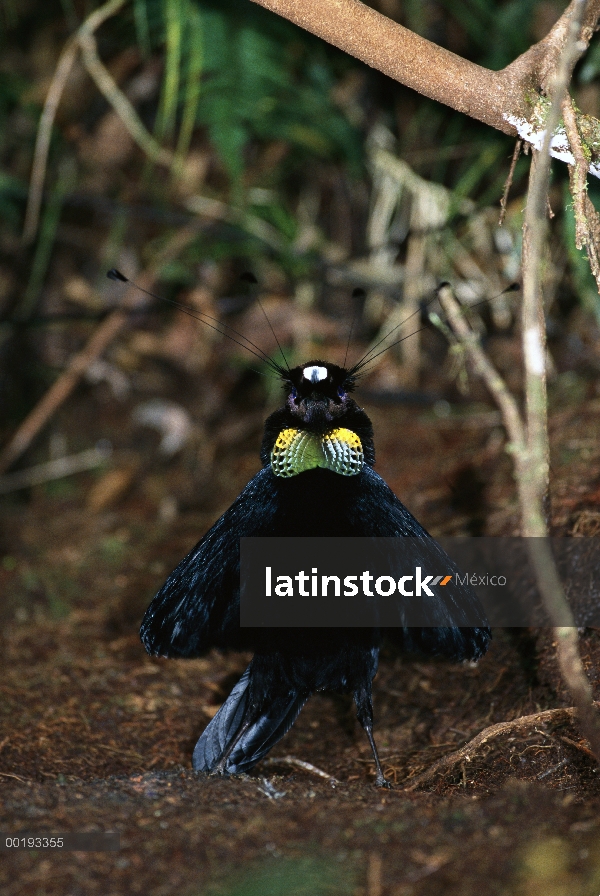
207 761 230 777
374 773 393 789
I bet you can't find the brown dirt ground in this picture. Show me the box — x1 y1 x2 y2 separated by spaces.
2 382 600 895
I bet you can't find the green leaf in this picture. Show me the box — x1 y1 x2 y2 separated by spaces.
155 0 183 142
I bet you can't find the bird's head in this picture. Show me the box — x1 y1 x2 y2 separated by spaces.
282 362 356 429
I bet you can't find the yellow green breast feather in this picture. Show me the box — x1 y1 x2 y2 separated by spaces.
271 427 364 478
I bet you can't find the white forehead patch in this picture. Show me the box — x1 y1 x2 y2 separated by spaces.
303 365 328 383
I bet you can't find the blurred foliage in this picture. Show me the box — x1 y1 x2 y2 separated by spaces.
206 856 356 896
134 0 364 188
439 0 539 68
0 0 600 452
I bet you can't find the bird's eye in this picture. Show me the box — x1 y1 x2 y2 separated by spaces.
337 387 346 399
290 387 298 400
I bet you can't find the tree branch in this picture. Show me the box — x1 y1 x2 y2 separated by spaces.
510 0 600 94
249 0 600 143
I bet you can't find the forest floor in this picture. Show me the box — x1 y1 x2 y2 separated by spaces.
2 376 600 896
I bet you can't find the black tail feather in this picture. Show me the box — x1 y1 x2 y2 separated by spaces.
192 665 309 775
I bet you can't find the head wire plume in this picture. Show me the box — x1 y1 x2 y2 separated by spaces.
348 282 520 378
108 269 519 384
344 287 366 370
106 269 288 380
239 271 290 374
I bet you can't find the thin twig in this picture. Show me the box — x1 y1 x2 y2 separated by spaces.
521 0 591 487
558 734 597 759
78 26 175 171
0 772 32 784
436 284 525 452
537 757 568 779
0 445 112 494
581 193 600 291
23 0 128 243
436 300 600 765
499 139 522 226
23 39 79 243
520 0 600 762
561 93 600 293
184 195 285 252
0 227 197 476
553 623 600 759
23 0 175 243
262 755 339 783
562 96 589 250
0 308 134 476
402 705 594 791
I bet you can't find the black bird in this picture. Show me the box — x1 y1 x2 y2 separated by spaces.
140 357 491 786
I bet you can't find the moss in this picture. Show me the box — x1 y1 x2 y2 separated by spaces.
522 94 600 165
529 94 552 130
524 88 543 109
578 114 600 159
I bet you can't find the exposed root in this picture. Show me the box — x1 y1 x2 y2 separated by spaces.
402 704 599 791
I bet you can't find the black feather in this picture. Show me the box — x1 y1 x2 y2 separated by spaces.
192 665 309 774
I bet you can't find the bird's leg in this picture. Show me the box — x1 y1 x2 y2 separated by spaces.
363 725 392 789
354 686 392 789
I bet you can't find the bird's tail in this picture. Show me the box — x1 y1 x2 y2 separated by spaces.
192 665 309 775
